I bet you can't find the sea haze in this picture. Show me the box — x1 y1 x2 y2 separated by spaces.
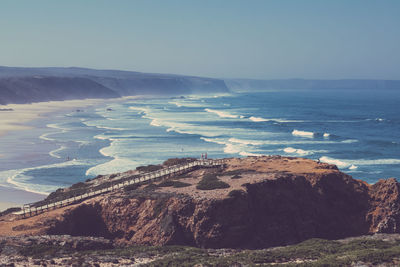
0 89 399 194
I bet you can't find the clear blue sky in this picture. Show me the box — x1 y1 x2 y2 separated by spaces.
1 0 399 79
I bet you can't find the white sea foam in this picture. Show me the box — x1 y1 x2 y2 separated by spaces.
275 119 306 123
129 106 149 114
169 101 183 107
1 159 91 195
200 137 226 145
204 108 239 119
76 140 91 147
224 143 242 154
187 93 232 100
249 116 270 122
82 120 126 131
49 146 67 159
352 159 400 165
320 156 400 169
150 119 162 127
39 132 56 141
200 137 265 157
47 123 66 130
85 157 138 177
229 138 263 146
292 129 314 138
283 147 312 156
239 151 264 157
168 101 204 108
39 123 68 141
94 135 110 140
144 115 226 137
341 139 358 144
99 141 118 157
96 125 126 131
229 137 344 146
319 156 350 168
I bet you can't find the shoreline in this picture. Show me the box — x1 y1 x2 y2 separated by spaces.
0 96 146 211
0 97 136 137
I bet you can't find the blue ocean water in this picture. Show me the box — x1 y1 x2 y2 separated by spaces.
0 90 399 194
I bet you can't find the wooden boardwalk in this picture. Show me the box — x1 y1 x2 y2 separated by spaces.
15 159 225 218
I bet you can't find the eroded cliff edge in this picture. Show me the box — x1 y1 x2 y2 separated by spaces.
1 156 399 249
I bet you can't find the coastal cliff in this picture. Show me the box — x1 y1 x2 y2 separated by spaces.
0 66 230 104
1 156 400 250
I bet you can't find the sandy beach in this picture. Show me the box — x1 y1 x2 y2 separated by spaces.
0 98 117 137
0 97 143 211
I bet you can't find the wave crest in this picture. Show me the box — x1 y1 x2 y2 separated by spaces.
292 129 314 138
204 108 239 119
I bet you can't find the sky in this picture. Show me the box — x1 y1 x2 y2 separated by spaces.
0 0 399 79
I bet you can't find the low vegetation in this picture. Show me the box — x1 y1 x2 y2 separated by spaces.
0 207 21 216
196 173 230 190
136 164 163 172
6 237 400 266
163 157 197 166
157 180 191 188
228 189 246 198
222 169 256 176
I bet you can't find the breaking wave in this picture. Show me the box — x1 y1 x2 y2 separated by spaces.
292 129 315 138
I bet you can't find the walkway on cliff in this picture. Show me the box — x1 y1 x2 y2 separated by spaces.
15 159 225 218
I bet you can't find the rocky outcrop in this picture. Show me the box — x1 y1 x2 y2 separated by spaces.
367 178 400 233
2 157 400 249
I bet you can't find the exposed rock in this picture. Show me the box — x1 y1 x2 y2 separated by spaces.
1 156 400 249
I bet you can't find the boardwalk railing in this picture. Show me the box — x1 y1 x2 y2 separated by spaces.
15 158 225 218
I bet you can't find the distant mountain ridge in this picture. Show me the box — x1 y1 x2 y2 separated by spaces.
2 66 399 105
0 66 229 105
226 78 400 91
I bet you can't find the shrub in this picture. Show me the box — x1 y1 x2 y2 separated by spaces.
172 181 191 188
158 180 191 188
0 207 21 217
136 165 163 172
124 183 140 192
144 183 158 191
71 182 87 189
163 157 197 166
222 169 255 176
228 189 246 198
196 173 230 190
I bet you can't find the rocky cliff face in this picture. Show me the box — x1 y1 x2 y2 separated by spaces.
2 157 400 249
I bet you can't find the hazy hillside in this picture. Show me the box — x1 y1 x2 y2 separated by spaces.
0 66 229 104
225 78 400 92
0 76 119 105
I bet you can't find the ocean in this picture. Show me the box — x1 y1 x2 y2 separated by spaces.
1 90 399 195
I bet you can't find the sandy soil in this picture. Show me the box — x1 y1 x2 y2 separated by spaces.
156 156 337 200
0 195 104 236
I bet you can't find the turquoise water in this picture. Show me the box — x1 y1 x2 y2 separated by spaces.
0 90 399 194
